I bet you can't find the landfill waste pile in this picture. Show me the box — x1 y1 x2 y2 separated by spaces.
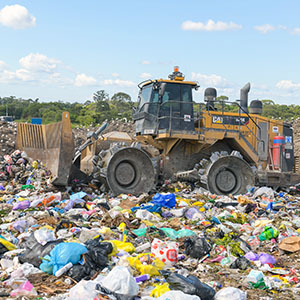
0 121 17 157
72 120 135 149
294 119 300 156
1 149 300 299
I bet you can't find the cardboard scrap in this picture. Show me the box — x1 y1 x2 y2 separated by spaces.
278 236 300 252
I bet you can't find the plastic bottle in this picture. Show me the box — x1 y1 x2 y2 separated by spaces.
206 281 222 289
135 242 151 252
55 262 73 277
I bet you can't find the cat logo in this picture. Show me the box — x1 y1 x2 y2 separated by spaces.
212 116 223 124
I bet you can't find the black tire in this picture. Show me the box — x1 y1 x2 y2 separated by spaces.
207 156 254 195
106 147 155 196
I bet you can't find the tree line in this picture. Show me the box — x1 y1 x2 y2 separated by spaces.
0 91 135 126
0 91 299 126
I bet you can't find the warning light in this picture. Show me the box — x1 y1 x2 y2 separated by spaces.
169 66 184 81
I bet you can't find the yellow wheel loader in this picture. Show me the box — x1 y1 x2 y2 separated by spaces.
17 67 300 195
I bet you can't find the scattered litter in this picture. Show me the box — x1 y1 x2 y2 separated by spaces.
0 146 300 300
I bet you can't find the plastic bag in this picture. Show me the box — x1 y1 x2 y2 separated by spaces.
230 257 251 270
150 283 171 298
68 280 99 300
12 199 31 210
12 220 27 233
34 227 56 246
127 253 165 276
253 187 274 199
19 233 62 267
159 228 196 240
151 238 179 266
40 192 62 207
151 193 176 208
150 290 201 300
184 236 211 259
259 253 276 265
136 209 161 221
244 251 259 261
258 226 279 241
108 240 136 253
215 287 247 300
185 207 205 220
67 240 113 282
0 237 16 252
40 242 88 275
161 271 215 300
10 280 37 297
100 266 139 296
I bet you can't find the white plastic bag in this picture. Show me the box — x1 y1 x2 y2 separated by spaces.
151 238 179 267
253 187 274 199
215 287 247 300
101 266 139 296
34 227 56 246
68 280 98 300
136 209 160 222
142 290 201 300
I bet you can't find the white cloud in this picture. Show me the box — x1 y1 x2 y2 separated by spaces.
181 19 242 31
0 4 36 29
19 53 60 73
140 72 152 79
15 69 35 81
292 28 300 35
112 73 119 77
74 73 97 87
254 24 275 34
278 25 288 30
0 70 15 83
276 80 300 90
141 60 150 65
40 72 73 87
191 72 229 87
103 79 135 87
0 60 7 70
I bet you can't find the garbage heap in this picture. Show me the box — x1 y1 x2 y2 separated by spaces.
0 121 17 157
1 150 300 300
293 119 300 156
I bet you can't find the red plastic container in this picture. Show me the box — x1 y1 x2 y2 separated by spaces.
272 136 285 170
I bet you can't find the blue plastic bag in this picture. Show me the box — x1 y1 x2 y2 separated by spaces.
40 242 88 275
151 193 176 209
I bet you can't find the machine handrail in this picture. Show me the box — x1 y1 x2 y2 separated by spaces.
209 99 263 143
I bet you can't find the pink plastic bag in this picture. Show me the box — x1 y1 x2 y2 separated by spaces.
151 238 179 267
10 280 37 297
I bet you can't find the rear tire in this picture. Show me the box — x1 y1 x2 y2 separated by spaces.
206 155 254 195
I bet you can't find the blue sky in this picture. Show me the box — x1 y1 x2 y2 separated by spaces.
1 1 300 104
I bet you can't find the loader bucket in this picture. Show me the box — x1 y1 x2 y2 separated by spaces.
16 112 74 186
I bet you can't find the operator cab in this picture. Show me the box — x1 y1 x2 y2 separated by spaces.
133 67 198 135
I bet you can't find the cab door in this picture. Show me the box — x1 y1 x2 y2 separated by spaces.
158 83 194 132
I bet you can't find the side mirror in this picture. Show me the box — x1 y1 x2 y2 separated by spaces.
159 83 166 97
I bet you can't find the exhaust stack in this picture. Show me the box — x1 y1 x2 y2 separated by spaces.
240 82 250 113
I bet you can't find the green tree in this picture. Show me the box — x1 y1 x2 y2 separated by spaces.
216 95 229 101
93 90 109 102
111 92 131 103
